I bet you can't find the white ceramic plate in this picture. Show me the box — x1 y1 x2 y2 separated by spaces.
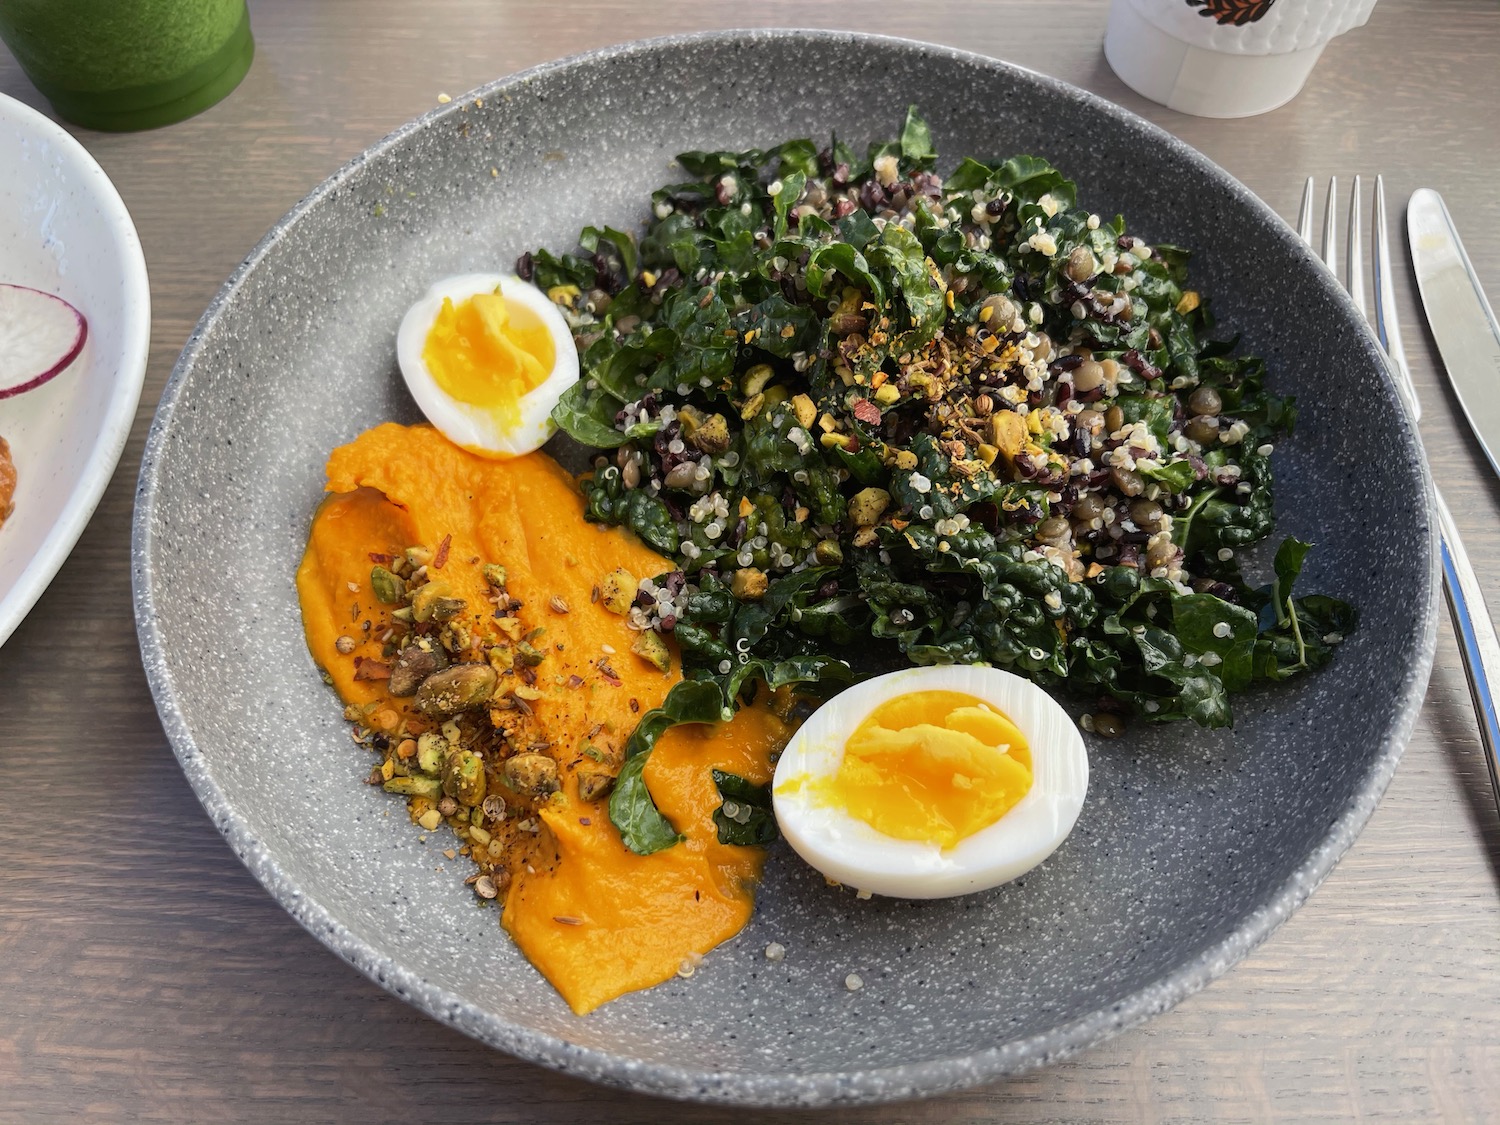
0 93 150 648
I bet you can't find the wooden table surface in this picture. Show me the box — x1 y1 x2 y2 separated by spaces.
3 1 1499 1120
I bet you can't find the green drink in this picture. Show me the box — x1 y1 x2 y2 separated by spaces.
0 0 253 131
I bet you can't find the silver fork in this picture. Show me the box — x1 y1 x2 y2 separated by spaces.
1299 176 1500 812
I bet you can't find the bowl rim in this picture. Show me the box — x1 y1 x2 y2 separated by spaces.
0 91 151 650
131 27 1440 1107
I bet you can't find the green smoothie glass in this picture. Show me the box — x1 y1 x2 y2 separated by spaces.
0 0 253 131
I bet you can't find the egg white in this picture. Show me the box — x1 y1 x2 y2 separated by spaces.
772 665 1089 899
395 272 580 456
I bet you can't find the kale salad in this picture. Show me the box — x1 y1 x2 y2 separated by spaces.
522 109 1355 849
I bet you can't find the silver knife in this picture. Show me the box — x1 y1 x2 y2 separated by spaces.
1408 189 1500 479
1408 189 1500 808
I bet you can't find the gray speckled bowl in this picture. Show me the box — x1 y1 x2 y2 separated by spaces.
132 30 1438 1107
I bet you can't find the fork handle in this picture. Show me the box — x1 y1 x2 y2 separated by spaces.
1435 490 1500 806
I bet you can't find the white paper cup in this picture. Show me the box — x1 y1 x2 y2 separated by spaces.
1105 0 1379 118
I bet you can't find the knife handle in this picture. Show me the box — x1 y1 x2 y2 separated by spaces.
1434 491 1500 806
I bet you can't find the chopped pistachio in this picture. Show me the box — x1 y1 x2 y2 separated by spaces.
631 629 672 672
848 487 891 527
676 404 705 440
370 566 405 604
416 732 449 775
503 753 560 799
989 411 1028 459
740 363 774 397
688 412 730 454
383 776 442 798
482 563 508 588
790 393 817 429
576 769 617 802
388 642 448 696
599 568 638 614
442 749 486 806
414 663 497 718
411 580 463 623
731 567 769 600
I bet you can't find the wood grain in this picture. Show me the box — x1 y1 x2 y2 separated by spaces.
2 0 1498 1120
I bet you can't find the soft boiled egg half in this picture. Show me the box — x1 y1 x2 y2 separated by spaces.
773 665 1089 899
395 273 579 456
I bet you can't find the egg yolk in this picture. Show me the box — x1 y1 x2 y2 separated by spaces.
818 690 1033 849
422 288 556 428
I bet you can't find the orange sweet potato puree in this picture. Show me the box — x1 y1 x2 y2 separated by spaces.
508 704 784 1013
296 423 789 1013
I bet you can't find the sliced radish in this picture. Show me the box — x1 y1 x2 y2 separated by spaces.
0 283 88 399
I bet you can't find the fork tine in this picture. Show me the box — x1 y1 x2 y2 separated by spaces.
1372 176 1395 351
1297 177 1315 245
1321 176 1338 274
1347 175 1366 318
1300 173 1418 420
1372 175 1421 420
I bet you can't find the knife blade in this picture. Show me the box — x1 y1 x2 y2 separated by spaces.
1408 188 1500 480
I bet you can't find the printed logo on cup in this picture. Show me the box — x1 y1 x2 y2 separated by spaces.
1185 0 1278 27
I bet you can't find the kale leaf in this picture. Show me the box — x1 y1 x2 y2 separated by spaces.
711 771 778 846
529 106 1355 778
